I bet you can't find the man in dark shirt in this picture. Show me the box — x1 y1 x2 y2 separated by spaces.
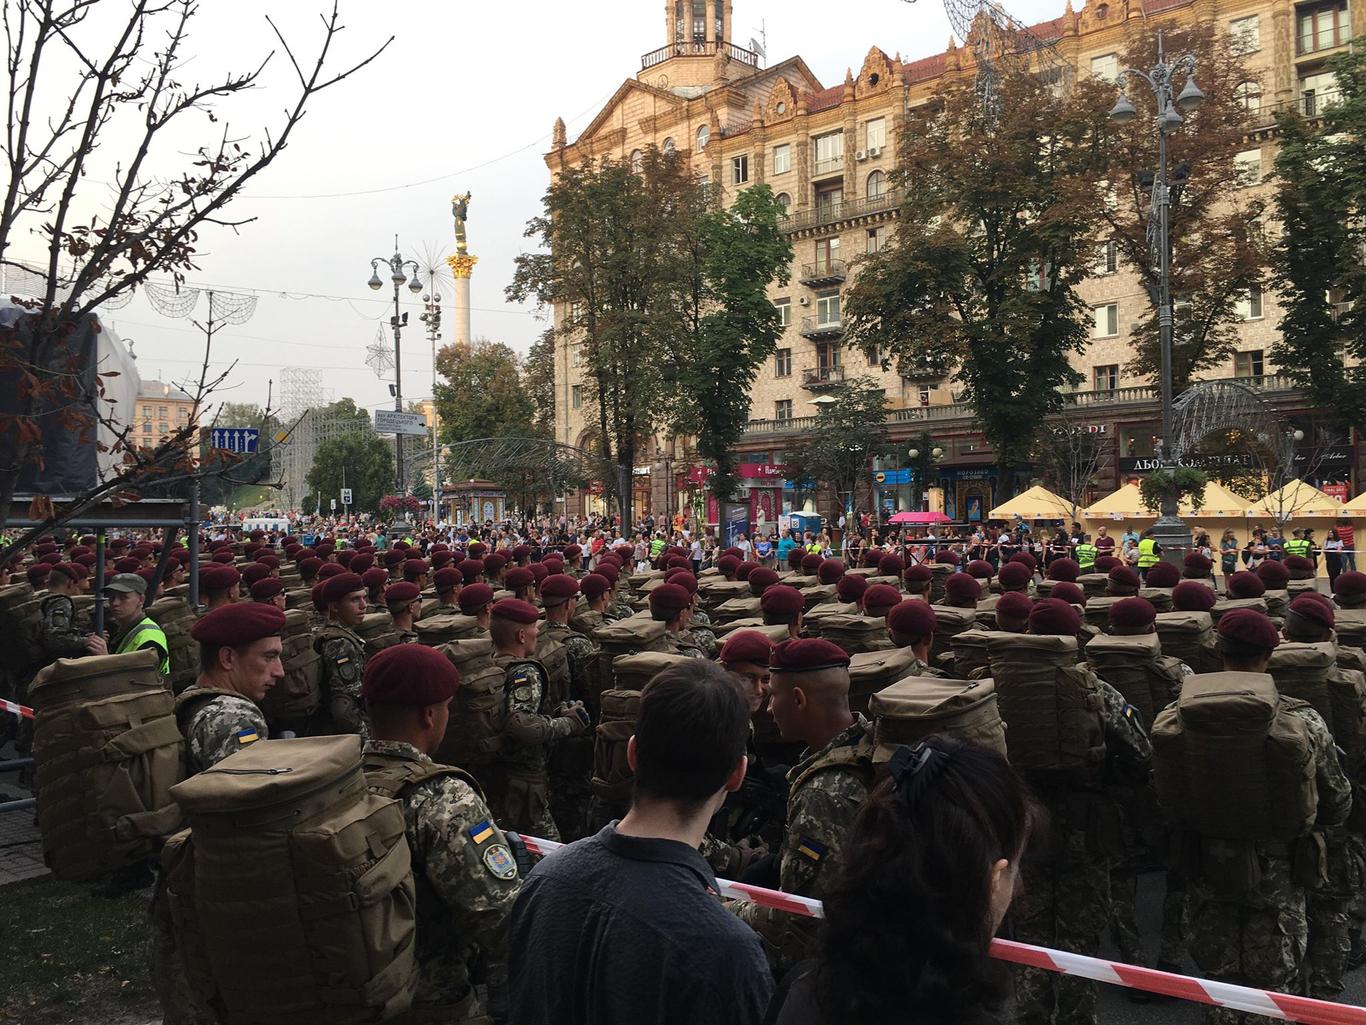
509 659 773 1025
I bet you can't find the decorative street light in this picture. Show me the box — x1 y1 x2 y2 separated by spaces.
1109 31 1203 560
420 289 443 523
368 237 422 493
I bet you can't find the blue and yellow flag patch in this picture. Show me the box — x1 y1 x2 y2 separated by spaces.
796 837 827 862
236 728 259 746
468 820 495 845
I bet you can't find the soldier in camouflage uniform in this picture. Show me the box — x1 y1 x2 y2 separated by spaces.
540 574 597 840
485 598 590 840
600 565 635 623
431 567 462 615
39 563 90 662
383 580 422 644
733 638 873 976
886 599 946 677
362 567 389 614
648 583 707 658
312 572 369 736
360 644 521 1023
666 571 717 658
570 572 612 635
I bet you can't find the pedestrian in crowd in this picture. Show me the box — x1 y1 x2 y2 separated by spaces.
509 659 773 1025
83 572 170 675
1337 518 1357 572
1220 528 1241 588
1325 528 1346 586
755 532 774 567
764 738 1034 1025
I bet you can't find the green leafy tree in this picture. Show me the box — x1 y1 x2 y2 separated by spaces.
305 432 394 515
1270 44 1366 427
785 379 889 516
433 339 535 444
844 71 1110 499
1105 24 1268 388
675 185 793 503
197 402 281 507
523 330 558 436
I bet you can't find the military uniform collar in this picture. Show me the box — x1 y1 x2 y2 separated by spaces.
794 713 870 772
363 738 432 764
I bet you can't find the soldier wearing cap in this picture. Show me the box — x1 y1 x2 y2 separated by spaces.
360 644 521 1024
432 567 461 614
39 563 90 662
84 572 170 676
456 582 495 634
760 584 806 640
563 543 584 577
886 600 942 675
313 572 369 736
486 598 590 839
601 565 634 623
668 571 717 657
649 583 706 658
541 574 596 840
571 573 612 635
198 564 241 612
361 567 390 612
733 637 873 974
385 581 423 644
249 577 287 610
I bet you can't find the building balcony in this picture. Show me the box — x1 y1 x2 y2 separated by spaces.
813 155 844 177
802 366 846 392
640 39 759 70
799 315 845 340
780 190 902 235
799 260 847 287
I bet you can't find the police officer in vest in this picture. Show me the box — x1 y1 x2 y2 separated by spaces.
1074 534 1098 574
1136 528 1162 584
84 572 170 676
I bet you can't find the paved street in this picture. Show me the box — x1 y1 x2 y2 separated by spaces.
0 741 43 887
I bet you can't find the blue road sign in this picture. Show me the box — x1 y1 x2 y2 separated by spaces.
210 427 260 454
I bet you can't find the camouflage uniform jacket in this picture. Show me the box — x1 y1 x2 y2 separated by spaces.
397 628 419 645
432 601 460 616
176 685 268 772
497 658 576 778
570 608 605 636
544 622 595 704
606 596 635 622
362 740 519 1017
664 629 709 659
314 622 367 736
735 715 875 971
680 625 718 659
39 593 89 660
1095 675 1155 778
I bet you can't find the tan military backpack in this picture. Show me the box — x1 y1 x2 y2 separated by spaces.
1086 632 1181 730
848 647 924 713
1155 611 1221 674
592 689 642 804
1152 672 1317 842
415 612 481 646
29 649 184 881
163 735 418 1024
588 618 669 705
929 605 977 663
258 609 322 728
821 613 891 655
870 676 1007 758
1268 641 1366 764
436 637 509 771
147 597 199 694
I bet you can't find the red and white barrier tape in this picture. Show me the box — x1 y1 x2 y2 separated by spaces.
0 698 33 720
518 832 1366 1025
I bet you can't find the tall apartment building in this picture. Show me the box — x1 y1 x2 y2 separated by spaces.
547 0 1360 522
136 378 196 451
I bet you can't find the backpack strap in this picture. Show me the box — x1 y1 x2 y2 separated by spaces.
789 721 876 793
363 749 485 802
174 685 245 731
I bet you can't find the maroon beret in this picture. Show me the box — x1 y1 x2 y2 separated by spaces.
491 597 540 624
1182 552 1213 577
648 583 692 616
800 553 823 573
760 584 804 617
997 562 1032 589
458 559 485 584
1227 571 1266 599
402 558 429 579
385 581 421 605
667 556 692 572
457 582 495 614
995 592 1034 623
771 637 850 673
505 567 536 592
787 549 806 568
966 560 995 579
722 547 745 560
70 558 93 575
241 563 272 587
720 630 774 667
1289 594 1335 631
311 581 327 610
1108 566 1141 592
191 601 286 646
200 564 242 595
717 555 741 576
114 557 142 574
596 564 620 585
1095 555 1121 572
434 567 461 592
512 544 532 561
817 559 845 585
137 567 161 589
33 540 57 554
879 555 906 577
732 561 758 582
1109 596 1156 630
1010 552 1038 572
864 584 903 611
26 564 50 586
335 551 356 569
1284 555 1315 577
68 545 92 559
250 578 286 602
580 573 610 600
362 567 390 590
888 599 937 640
1255 560 1290 588
935 550 961 567
350 554 375 575
316 543 336 558
1029 597 1081 636
299 556 323 577
1144 562 1181 588
320 572 365 607
383 551 406 568
1334 571 1366 602
484 553 508 573
541 556 565 572
467 541 486 556
1217 608 1281 651
540 574 581 605
668 571 699 595
564 544 582 558
1172 580 1218 612
1047 558 1080 582
430 551 453 570
837 574 870 602
749 567 781 593
1050 582 1085 606
391 541 410 552
945 573 983 605
317 563 346 581
363 643 461 707
903 564 933 585
257 554 281 569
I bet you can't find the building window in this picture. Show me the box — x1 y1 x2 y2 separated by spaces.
815 236 840 272
816 341 842 374
867 226 887 254
919 386 931 407
1235 81 1262 114
691 0 705 41
1093 303 1119 337
662 137 675 155
816 288 841 326
865 117 886 151
1235 349 1265 378
630 149 643 172
814 182 843 215
775 348 792 377
142 422 152 434
775 297 791 327
571 385 582 409
776 191 791 214
775 399 793 422
1095 238 1118 274
159 422 168 435
1301 72 1340 116
159 405 167 418
866 169 886 198
1094 364 1119 391
813 131 843 176
865 343 880 367
1238 284 1264 321
1234 148 1262 186
1298 1 1349 55
1090 54 1118 83
1230 15 1261 54
732 154 749 184
697 124 710 150
773 143 791 175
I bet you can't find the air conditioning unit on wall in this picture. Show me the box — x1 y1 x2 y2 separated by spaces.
868 146 882 157
855 149 868 162
798 296 811 306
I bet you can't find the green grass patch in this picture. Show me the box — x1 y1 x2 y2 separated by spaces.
0 877 157 1025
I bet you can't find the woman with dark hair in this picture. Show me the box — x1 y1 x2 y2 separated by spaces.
765 737 1035 1025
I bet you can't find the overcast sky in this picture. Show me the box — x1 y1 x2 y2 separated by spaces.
12 0 1063 421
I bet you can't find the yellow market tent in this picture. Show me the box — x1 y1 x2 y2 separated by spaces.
1083 481 1251 520
1341 491 1366 516
989 485 1076 522
1245 481 1344 520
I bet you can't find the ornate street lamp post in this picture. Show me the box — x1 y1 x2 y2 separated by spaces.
368 237 422 492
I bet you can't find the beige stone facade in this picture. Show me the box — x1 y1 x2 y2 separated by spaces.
546 0 1360 519
136 379 196 453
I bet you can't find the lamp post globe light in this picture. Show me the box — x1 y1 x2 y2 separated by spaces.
1108 32 1203 561
368 237 422 495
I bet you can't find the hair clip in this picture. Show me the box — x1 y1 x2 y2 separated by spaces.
888 742 948 812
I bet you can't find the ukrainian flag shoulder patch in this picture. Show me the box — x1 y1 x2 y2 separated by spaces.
468 820 495 845
236 728 259 746
796 836 827 862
